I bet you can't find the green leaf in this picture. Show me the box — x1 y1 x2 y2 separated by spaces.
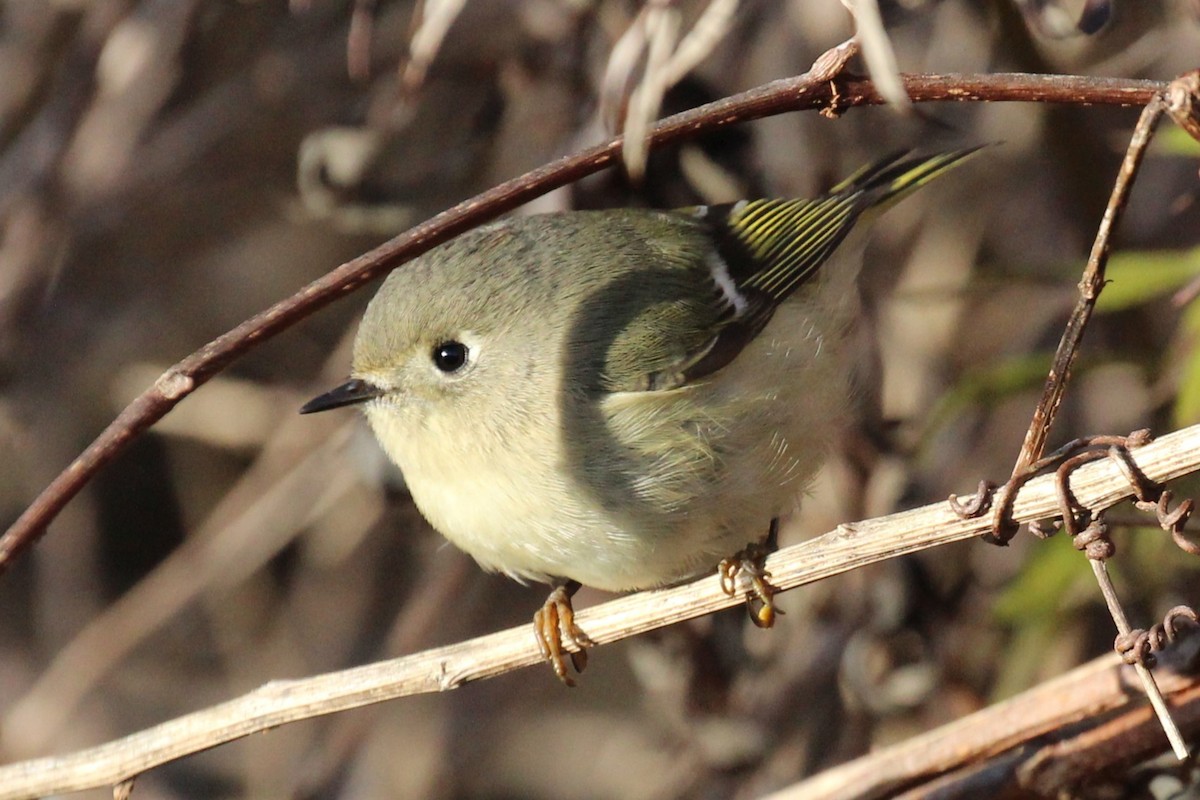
1096 248 1200 312
1173 301 1200 427
1157 127 1200 157
993 533 1090 623
922 352 1052 444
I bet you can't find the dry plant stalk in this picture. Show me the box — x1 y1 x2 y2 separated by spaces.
1 423 1200 799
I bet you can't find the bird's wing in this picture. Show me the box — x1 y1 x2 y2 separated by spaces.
602 148 982 393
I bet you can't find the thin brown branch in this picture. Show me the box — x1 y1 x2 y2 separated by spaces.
1011 96 1166 475
0 67 1164 576
2 423 1200 799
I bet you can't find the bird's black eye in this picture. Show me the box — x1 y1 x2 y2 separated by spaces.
432 341 469 373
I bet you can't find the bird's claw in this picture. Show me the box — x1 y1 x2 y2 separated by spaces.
533 583 593 686
718 544 781 629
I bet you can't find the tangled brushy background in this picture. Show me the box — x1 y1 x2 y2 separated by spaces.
2 2 1200 798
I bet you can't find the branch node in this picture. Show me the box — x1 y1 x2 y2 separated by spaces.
806 37 859 84
113 778 136 800
1165 69 1200 144
1115 605 1200 668
1028 518 1061 539
1073 518 1115 561
154 369 195 401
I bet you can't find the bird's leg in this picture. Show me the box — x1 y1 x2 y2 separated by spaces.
532 580 594 686
718 518 782 628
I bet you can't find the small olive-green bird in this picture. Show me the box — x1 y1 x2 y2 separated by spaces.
303 148 979 683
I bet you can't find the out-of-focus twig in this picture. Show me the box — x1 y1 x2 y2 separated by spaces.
0 63 1165 578
0 418 368 758
1015 0 1114 38
841 0 910 111
620 1 680 181
399 0 467 94
611 0 741 180
346 0 377 81
2 422 1200 800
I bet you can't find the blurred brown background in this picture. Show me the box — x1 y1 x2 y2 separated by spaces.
2 1 1200 798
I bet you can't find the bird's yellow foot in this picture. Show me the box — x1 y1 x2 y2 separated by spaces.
718 522 782 628
533 581 594 686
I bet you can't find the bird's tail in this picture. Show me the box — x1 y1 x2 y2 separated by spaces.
832 145 990 211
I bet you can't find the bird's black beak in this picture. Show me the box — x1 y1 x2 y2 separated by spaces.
300 378 385 414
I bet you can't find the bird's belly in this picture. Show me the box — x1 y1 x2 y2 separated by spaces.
397 432 801 592
403 463 579 584
400 462 726 589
